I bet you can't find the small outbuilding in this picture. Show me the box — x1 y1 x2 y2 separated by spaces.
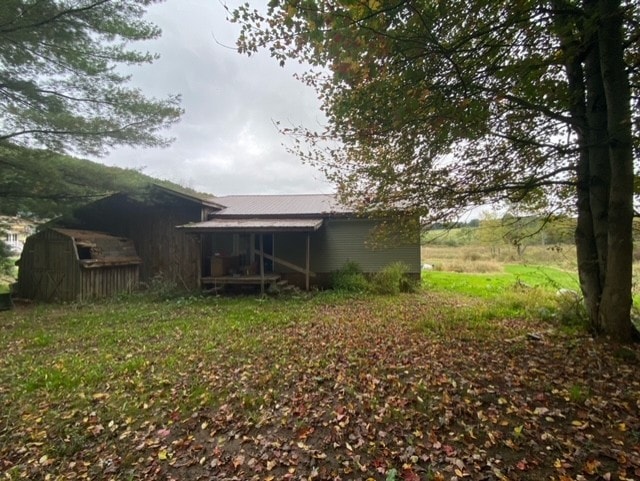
16 228 141 302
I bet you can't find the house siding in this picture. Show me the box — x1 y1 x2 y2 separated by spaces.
272 218 420 276
316 218 421 274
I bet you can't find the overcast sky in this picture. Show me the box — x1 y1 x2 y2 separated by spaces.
95 0 331 196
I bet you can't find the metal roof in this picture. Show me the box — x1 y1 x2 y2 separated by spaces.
151 184 225 209
207 194 352 217
179 218 324 232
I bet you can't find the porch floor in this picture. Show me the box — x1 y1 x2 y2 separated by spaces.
201 274 281 286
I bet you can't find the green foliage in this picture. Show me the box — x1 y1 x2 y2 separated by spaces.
0 242 13 276
234 0 640 339
371 261 416 294
424 215 577 249
233 0 621 218
332 261 417 294
331 261 369 292
0 1 182 155
0 143 202 218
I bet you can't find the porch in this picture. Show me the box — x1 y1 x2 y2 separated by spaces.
180 218 323 293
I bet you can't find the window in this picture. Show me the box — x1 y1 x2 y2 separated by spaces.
6 233 17 245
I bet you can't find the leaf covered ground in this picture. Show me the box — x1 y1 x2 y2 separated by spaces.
0 291 639 481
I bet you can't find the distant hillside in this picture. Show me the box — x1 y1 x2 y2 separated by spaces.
0 142 210 219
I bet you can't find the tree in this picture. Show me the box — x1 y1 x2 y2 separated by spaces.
233 0 639 340
0 143 198 220
0 0 182 156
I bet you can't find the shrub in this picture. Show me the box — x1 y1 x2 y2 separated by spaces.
554 289 588 327
143 273 184 300
371 262 416 294
332 261 370 292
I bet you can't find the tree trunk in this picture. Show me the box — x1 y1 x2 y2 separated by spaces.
554 2 602 326
583 0 611 332
559 0 637 341
596 0 637 341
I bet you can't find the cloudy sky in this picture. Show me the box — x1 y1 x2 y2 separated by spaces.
96 0 331 196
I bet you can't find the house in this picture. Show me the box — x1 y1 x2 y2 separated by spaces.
0 216 37 255
18 185 420 299
16 228 141 301
178 194 421 291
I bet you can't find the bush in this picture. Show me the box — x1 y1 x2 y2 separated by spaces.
332 261 370 292
143 274 184 300
554 289 588 327
371 262 416 295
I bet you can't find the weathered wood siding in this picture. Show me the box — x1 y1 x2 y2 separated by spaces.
17 230 80 301
79 265 139 300
71 195 203 290
17 229 140 302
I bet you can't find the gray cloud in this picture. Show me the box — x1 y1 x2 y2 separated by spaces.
97 0 331 195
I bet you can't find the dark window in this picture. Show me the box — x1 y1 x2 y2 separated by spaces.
77 246 92 260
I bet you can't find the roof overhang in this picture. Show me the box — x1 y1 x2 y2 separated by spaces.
178 218 324 233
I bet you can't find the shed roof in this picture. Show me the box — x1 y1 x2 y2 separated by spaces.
179 218 324 233
207 194 352 217
52 228 141 267
151 184 225 209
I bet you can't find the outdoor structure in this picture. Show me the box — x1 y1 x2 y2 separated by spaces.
1 216 37 255
64 185 222 290
179 194 421 292
17 186 420 299
16 228 141 302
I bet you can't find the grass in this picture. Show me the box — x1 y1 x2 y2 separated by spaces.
423 264 579 299
0 243 638 479
422 244 578 271
1 291 638 481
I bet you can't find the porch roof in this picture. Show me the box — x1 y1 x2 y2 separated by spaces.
179 217 324 233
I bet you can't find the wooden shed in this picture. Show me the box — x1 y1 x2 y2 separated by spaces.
16 228 141 302
64 186 219 290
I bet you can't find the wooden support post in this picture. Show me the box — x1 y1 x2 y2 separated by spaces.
259 234 265 295
305 233 310 291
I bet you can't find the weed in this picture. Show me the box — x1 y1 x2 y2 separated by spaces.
332 261 370 292
568 383 589 404
554 290 588 328
141 274 185 300
370 262 410 294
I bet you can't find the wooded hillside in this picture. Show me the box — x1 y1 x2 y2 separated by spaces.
0 142 203 219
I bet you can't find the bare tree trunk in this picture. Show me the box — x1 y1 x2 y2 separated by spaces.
597 0 637 341
555 2 602 326
583 0 611 332
558 0 636 341
583 19 610 303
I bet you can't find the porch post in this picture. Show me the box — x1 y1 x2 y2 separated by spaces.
305 233 310 291
259 233 265 295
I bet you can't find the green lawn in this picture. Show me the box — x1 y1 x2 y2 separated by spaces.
1 291 638 481
423 264 579 298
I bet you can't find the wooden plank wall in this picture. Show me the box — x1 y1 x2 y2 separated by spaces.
71 195 203 290
16 229 80 302
17 229 141 302
79 265 139 300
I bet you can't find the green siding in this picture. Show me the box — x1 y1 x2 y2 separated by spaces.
315 219 420 273
274 218 420 274
207 218 420 279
